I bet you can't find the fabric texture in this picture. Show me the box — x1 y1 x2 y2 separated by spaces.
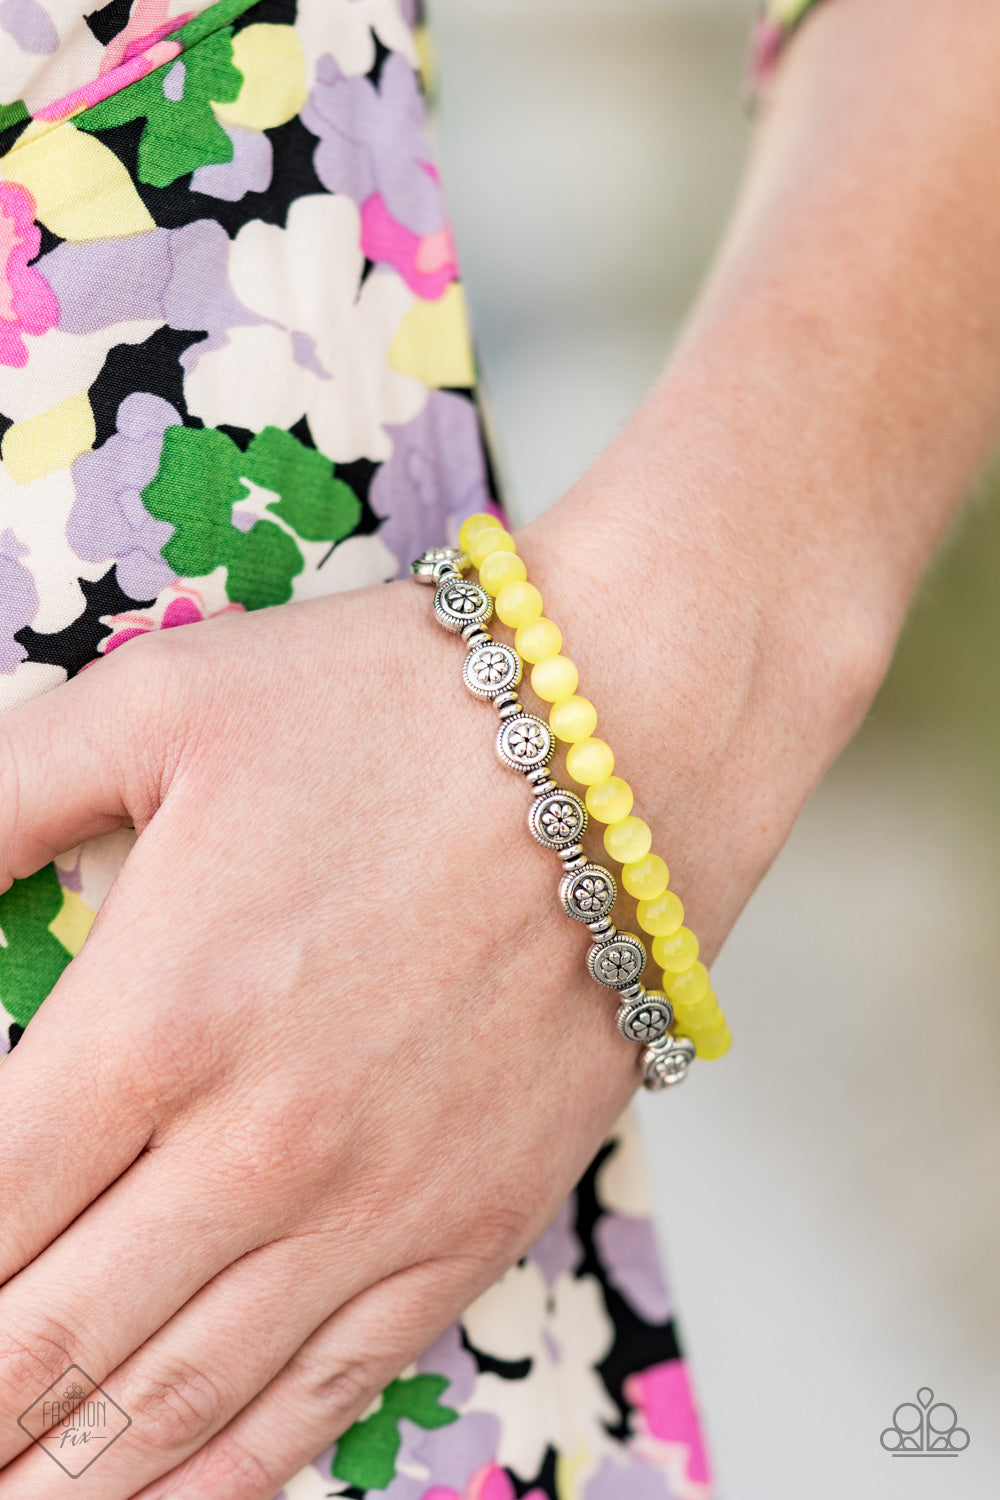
0 2 714 1496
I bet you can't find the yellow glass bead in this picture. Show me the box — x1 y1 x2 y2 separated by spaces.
672 985 718 1027
531 655 579 703
516 617 562 663
685 1009 726 1041
479 550 526 596
638 892 685 939
673 1004 717 1038
692 1023 731 1061
549 695 598 743
565 737 615 786
665 958 710 1004
652 922 695 968
495 581 543 628
622 852 669 901
468 525 515 568
604 815 652 865
671 984 719 1020
585 776 633 823
458 511 499 554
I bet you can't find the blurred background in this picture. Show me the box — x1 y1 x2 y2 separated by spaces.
430 1 1000 1496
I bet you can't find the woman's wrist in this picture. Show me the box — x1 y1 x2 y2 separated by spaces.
510 378 894 960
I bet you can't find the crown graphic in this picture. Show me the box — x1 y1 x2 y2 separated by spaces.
62 1382 87 1402
880 1386 970 1456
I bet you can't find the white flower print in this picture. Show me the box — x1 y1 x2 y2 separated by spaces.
183 193 427 464
462 1263 618 1481
295 0 418 80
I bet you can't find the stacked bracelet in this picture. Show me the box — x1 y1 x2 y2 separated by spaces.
412 528 730 1090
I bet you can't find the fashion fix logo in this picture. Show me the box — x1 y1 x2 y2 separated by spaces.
18 1364 131 1476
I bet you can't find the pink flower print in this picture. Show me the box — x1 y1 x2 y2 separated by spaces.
624 1359 713 1487
0 183 58 369
361 177 458 301
98 2 193 72
93 593 245 660
424 1461 546 1500
35 38 183 122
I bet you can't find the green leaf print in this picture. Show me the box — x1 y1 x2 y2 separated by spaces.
245 426 362 542
331 1375 458 1491
76 30 243 188
142 424 362 611
0 100 29 135
0 864 72 1029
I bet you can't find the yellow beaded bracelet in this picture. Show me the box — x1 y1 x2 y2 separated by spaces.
458 511 731 1063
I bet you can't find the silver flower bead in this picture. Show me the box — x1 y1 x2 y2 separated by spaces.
433 578 493 633
587 932 646 990
496 713 555 774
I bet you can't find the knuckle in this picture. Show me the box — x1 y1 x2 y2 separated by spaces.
0 1314 84 1406
129 1357 226 1451
122 1003 213 1104
293 1350 376 1428
100 627 208 805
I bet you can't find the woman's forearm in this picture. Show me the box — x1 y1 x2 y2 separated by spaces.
670 0 1000 637
514 0 1000 955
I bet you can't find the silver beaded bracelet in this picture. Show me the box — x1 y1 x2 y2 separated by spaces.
412 546 696 1091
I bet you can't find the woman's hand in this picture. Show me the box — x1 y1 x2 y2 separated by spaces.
0 476 877 1500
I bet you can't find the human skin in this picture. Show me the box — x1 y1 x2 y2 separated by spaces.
1 1 999 1496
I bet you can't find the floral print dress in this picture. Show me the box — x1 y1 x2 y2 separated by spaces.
0 3 718 1498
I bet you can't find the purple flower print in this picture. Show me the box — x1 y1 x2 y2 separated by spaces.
38 220 262 369
372 391 493 578
191 124 274 202
584 1455 675 1500
593 1213 672 1324
526 1195 584 1288
68 394 180 601
302 52 445 235
0 528 38 673
381 1411 501 1500
0 0 58 54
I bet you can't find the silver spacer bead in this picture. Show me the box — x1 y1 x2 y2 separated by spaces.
588 917 617 939
531 778 558 798
497 697 524 720
618 992 673 1045
411 547 470 584
619 981 644 1002
433 578 493 633
462 642 521 701
495 713 555 774
587 931 646 991
559 863 617 925
642 1033 695 1091
524 764 553 789
557 842 584 864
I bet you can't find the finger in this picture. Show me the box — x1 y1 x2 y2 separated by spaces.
0 632 174 890
132 1258 486 1500
0 807 232 1280
0 1135 271 1467
0 946 155 1284
1 1232 391 1500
